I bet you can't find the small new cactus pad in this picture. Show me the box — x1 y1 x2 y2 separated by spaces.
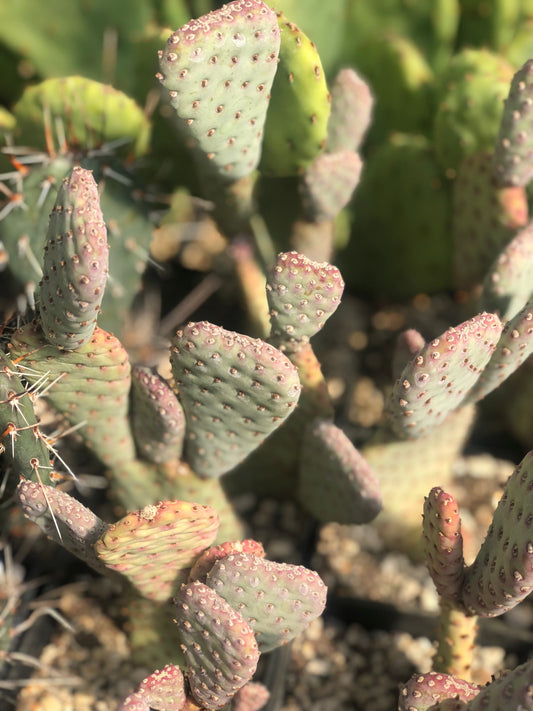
119 665 186 711
298 419 382 525
266 251 344 351
481 221 533 320
39 167 109 350
299 151 363 223
174 581 260 709
188 539 265 583
16 480 110 575
423 487 465 603
461 451 533 617
205 553 327 652
398 671 480 711
232 682 270 711
13 76 150 157
130 365 186 464
451 152 528 289
464 297 533 404
157 0 280 181
0 352 55 485
9 323 135 469
260 11 330 177
326 67 373 153
95 500 219 602
493 60 533 187
170 321 301 478
389 312 502 439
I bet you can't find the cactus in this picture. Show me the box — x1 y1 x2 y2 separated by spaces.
326 67 374 154
120 664 186 711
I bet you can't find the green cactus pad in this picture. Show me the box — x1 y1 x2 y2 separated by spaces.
95 500 219 602
170 321 301 478
481 222 533 321
0 352 55 485
16 479 110 574
389 313 502 439
433 48 515 173
299 151 362 223
157 0 280 182
298 419 382 525
465 298 533 404
266 251 344 352
451 152 528 289
458 659 533 710
260 11 330 177
205 553 327 652
39 167 109 350
13 76 150 157
398 671 480 711
493 60 533 188
174 581 260 710
326 68 373 154
422 487 465 603
9 323 135 469
188 539 265 583
345 134 452 297
462 451 533 616
120 665 186 711
130 365 186 464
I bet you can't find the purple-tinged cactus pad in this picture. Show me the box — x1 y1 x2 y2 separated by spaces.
39 167 109 350
389 313 502 439
298 419 382 525
157 0 280 181
205 553 327 652
119 665 186 711
299 151 363 223
326 67 373 154
188 539 265 583
493 60 533 188
266 251 344 351
423 487 465 604
481 221 533 321
16 480 109 575
398 671 480 711
461 451 533 617
130 365 186 464
174 581 260 710
171 321 301 478
95 500 219 602
464 297 533 404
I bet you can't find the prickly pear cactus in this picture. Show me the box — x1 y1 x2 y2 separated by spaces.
260 11 330 176
157 0 280 182
389 313 502 439
170 321 301 478
39 166 109 350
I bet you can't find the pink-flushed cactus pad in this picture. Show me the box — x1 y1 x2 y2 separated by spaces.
188 539 265 583
95 500 219 602
422 487 465 603
174 581 260 710
205 553 327 652
398 671 480 710
119 665 186 711
326 67 374 153
389 312 502 439
266 251 345 351
157 0 280 180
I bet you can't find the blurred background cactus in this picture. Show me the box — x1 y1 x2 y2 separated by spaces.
2 0 533 709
